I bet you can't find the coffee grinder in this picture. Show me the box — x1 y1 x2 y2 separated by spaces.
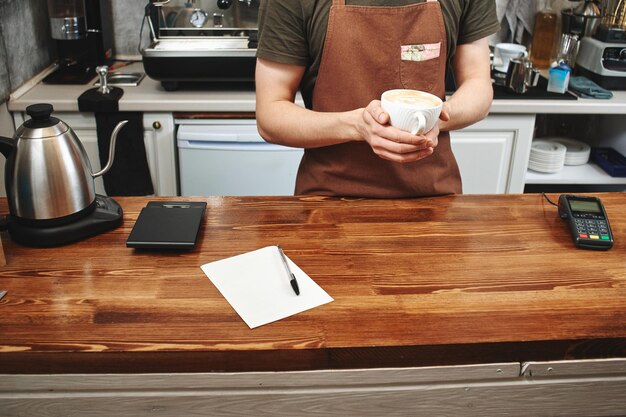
575 0 626 90
43 0 113 84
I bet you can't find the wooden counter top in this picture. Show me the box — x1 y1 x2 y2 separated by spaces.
1 194 625 374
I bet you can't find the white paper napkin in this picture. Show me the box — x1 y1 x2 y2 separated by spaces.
201 246 333 328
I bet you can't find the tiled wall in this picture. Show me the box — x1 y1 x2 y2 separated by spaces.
111 0 151 60
0 30 7 105
0 0 55 103
0 0 147 104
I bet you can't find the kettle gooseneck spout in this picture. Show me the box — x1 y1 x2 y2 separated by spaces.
92 120 128 178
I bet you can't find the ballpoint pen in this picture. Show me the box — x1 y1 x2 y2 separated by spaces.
276 245 300 296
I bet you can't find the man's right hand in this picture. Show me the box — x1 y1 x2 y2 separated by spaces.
357 100 437 164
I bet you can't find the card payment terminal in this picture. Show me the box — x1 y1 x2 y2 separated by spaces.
558 194 613 250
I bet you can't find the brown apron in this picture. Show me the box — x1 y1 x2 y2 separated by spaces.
295 0 462 198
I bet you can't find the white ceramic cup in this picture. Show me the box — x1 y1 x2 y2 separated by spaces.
380 89 443 135
494 43 528 73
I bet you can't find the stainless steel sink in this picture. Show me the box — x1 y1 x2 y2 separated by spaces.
94 71 145 87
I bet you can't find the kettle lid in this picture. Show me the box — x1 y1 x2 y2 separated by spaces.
19 103 69 139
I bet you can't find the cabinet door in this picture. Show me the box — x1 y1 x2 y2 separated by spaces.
143 113 177 196
450 115 535 194
451 132 514 194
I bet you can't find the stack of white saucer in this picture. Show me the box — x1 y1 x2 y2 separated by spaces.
528 139 567 173
546 137 591 166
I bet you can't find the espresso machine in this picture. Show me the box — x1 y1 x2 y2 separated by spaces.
574 0 626 89
142 0 259 90
43 0 114 84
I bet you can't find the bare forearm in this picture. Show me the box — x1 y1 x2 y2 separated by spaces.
256 101 362 148
440 77 493 132
439 37 493 132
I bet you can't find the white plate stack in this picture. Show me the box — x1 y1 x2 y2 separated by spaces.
546 137 591 166
528 139 567 173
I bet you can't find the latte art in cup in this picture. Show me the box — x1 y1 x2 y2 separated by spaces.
381 89 443 135
383 90 441 108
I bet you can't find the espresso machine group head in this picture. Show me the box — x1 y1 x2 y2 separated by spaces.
43 0 114 85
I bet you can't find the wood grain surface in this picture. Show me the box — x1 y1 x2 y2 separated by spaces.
1 194 625 374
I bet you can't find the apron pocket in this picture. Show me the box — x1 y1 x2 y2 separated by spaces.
399 42 441 93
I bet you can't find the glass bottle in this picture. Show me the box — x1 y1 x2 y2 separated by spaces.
530 0 558 69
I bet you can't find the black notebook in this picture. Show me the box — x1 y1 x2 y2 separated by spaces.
126 201 207 250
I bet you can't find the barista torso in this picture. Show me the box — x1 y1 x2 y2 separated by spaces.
257 0 499 109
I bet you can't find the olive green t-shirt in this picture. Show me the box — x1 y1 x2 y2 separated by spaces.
257 0 500 108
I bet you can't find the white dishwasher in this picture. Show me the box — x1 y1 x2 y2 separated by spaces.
176 119 304 196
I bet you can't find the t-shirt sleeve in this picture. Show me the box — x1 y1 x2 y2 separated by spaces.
256 0 309 66
457 0 500 44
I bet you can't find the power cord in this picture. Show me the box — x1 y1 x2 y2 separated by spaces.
138 3 150 55
138 2 160 55
542 192 558 207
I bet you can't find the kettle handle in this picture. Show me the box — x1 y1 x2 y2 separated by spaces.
0 136 14 159
92 120 128 178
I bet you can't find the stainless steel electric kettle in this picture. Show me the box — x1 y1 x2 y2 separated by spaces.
0 103 127 226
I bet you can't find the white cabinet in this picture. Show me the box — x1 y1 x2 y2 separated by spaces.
11 112 177 196
451 114 535 194
142 113 177 196
176 119 303 196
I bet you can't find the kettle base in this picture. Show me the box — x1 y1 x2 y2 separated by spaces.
7 195 123 247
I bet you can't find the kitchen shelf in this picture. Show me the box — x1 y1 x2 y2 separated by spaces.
525 162 626 185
